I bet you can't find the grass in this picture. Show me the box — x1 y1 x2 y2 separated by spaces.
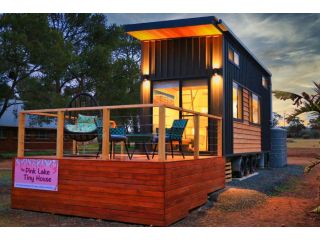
0 170 11 186
0 151 55 159
0 170 11 211
287 138 320 149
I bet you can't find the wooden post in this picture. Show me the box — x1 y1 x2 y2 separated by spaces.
72 140 77 155
56 111 64 158
194 114 200 159
158 106 166 161
17 112 25 158
217 119 223 156
101 108 110 160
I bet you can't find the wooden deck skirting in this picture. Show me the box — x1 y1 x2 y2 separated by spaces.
11 156 225 226
13 103 224 226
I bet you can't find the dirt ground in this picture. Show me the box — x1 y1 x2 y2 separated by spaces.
174 155 320 226
1 150 320 227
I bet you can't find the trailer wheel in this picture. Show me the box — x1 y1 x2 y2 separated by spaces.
251 157 257 173
249 156 255 174
243 157 250 176
233 157 245 178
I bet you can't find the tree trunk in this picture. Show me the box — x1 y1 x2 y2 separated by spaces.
0 98 10 119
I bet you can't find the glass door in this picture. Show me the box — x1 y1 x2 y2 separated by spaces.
152 81 179 133
182 79 208 151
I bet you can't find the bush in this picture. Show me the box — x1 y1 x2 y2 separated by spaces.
299 129 320 139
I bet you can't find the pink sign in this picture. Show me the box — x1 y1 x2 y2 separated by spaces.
14 158 59 191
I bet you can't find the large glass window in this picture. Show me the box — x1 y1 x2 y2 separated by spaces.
152 81 179 132
250 93 260 124
233 82 242 120
182 80 208 151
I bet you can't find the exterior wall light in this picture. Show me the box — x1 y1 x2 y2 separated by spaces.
142 76 150 92
211 68 222 85
212 68 222 76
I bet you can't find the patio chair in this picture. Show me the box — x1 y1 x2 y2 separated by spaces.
64 93 101 143
152 119 188 159
95 118 131 159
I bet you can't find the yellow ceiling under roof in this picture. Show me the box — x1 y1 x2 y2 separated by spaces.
127 24 222 41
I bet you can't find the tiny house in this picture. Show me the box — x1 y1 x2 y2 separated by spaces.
125 16 272 177
11 16 272 227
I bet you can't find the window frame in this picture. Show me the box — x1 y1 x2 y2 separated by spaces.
232 82 243 121
249 91 261 125
228 46 240 68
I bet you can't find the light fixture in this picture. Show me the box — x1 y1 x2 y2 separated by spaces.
212 68 222 76
142 76 150 90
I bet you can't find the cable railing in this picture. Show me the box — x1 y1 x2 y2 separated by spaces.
17 103 222 161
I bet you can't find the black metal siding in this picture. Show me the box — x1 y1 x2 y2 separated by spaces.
223 34 272 155
150 37 209 80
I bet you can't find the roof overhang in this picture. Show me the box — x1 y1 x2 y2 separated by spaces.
124 16 222 41
124 16 272 76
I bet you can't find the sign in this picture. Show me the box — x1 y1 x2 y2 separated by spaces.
14 158 59 191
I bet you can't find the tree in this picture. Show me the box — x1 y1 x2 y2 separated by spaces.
309 116 320 130
0 14 64 118
19 14 118 110
273 81 320 122
287 117 305 138
0 14 141 119
272 112 283 127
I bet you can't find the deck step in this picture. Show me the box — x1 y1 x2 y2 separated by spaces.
225 161 232 183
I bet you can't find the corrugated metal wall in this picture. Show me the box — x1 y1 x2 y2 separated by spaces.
146 37 209 80
223 34 272 155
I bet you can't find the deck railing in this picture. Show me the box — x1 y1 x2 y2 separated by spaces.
17 104 222 160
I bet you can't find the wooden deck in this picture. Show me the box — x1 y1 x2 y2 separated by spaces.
11 155 225 226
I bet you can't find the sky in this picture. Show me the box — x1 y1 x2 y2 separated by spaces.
106 13 320 125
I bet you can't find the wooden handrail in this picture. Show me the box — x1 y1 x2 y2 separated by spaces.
162 104 222 120
20 103 159 114
17 103 223 159
20 103 222 120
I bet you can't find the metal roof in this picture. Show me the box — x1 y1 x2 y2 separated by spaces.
124 16 271 76
0 100 56 129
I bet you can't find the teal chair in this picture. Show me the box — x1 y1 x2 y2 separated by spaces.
152 119 188 159
95 118 131 159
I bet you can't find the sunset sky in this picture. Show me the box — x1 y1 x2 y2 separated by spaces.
107 13 320 125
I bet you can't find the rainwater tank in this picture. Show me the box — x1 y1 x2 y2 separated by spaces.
270 127 287 168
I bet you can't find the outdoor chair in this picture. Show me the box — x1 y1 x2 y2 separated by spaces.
152 119 188 159
95 118 131 159
64 93 101 144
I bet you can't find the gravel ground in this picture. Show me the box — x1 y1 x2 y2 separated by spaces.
227 164 304 195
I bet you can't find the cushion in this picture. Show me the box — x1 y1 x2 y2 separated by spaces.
77 114 97 132
78 114 97 124
65 123 97 133
111 135 127 141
